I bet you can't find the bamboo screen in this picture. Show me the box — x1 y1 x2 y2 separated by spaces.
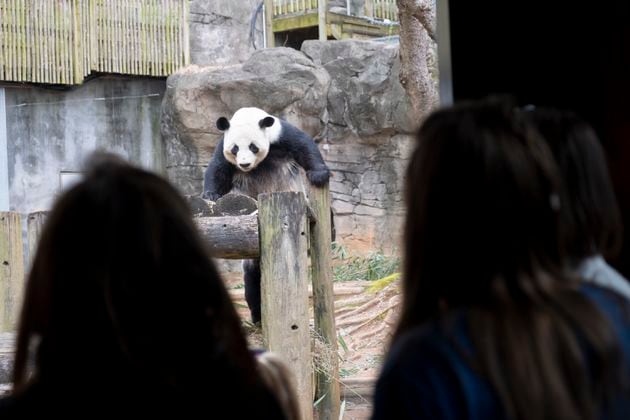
0 0 190 85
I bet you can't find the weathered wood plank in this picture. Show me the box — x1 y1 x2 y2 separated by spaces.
259 192 313 420
309 183 340 420
26 211 48 268
0 212 24 332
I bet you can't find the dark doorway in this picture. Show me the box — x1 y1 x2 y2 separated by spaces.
274 27 321 50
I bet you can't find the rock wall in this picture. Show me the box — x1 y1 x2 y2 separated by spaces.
161 39 419 253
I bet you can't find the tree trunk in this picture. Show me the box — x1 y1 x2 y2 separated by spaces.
396 0 438 118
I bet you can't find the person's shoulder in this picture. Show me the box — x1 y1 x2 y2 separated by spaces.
580 283 630 353
581 282 630 318
578 255 630 300
373 315 505 420
380 315 469 386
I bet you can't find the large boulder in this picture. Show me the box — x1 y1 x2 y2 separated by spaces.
162 40 419 254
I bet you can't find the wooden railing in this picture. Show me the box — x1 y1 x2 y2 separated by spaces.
271 0 399 21
0 0 190 85
271 0 318 17
370 0 398 21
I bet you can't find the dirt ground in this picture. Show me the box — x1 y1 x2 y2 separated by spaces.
222 267 401 420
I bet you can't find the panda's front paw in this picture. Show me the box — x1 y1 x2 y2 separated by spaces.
307 169 330 187
202 191 221 201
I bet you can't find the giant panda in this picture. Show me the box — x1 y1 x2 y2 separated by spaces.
202 107 332 324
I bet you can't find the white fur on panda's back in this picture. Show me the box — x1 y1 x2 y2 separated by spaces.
228 107 282 144
231 158 307 199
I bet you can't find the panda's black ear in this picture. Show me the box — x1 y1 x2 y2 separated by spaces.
259 116 275 129
216 117 230 131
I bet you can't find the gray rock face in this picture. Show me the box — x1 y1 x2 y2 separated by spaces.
189 0 264 66
162 40 420 253
301 40 416 137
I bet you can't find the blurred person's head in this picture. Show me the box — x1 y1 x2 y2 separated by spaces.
396 98 623 420
527 107 623 261
12 153 278 413
398 98 567 326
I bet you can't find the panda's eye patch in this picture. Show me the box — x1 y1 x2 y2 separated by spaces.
230 145 239 155
249 143 259 154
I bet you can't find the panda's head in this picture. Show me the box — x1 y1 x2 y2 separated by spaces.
216 107 282 172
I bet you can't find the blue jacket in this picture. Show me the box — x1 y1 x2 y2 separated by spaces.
372 285 630 420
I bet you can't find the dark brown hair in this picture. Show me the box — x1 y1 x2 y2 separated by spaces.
527 108 623 260
12 153 280 414
395 99 622 420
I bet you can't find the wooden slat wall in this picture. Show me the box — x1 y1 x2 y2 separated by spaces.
372 0 398 21
0 0 189 85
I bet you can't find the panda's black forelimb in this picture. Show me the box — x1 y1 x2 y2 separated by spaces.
202 138 235 201
275 121 331 187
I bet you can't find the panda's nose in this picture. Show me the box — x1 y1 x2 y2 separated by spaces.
240 163 251 169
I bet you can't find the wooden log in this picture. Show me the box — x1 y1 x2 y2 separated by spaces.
214 193 257 216
195 213 259 259
259 192 313 420
0 212 24 332
26 211 48 268
309 183 340 420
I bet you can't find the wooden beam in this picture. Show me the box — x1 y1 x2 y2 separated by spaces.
318 0 327 41
309 183 340 420
26 211 47 268
271 12 318 32
264 0 275 47
259 192 313 420
194 214 259 259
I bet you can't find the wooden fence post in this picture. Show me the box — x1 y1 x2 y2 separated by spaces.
264 0 275 47
0 212 24 332
309 183 340 420
318 0 327 41
259 192 313 420
26 211 48 267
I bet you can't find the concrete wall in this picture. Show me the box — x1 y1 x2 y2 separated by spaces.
5 78 166 214
189 0 264 65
